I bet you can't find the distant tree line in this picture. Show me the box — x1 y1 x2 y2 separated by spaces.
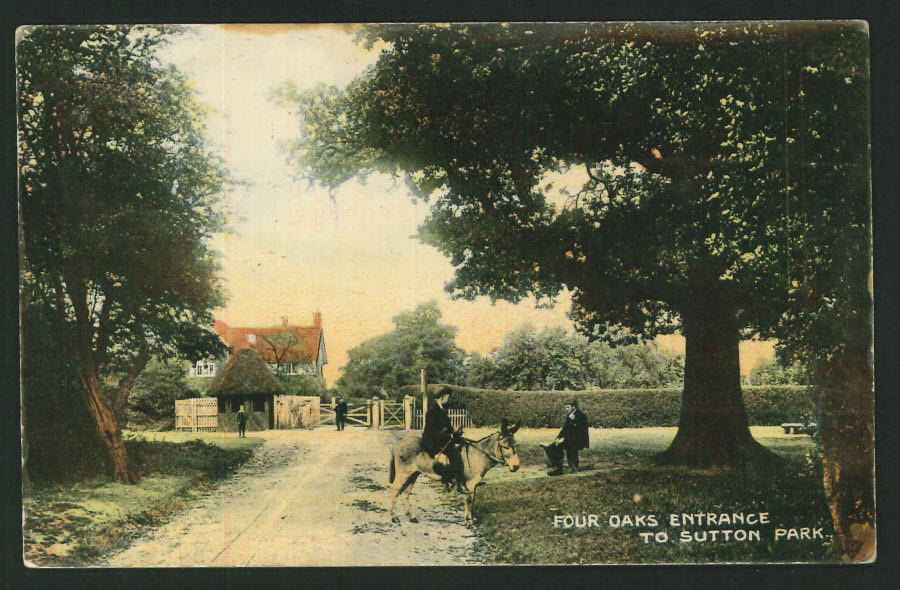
338 301 690 396
468 325 684 391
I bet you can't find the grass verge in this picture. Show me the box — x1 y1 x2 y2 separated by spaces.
460 426 836 564
22 431 262 566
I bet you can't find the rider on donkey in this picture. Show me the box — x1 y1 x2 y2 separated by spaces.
422 387 465 492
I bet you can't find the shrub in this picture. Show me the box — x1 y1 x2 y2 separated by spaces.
128 359 200 430
400 384 814 428
276 374 327 397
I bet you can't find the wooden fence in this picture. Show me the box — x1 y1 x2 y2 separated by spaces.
178 394 473 432
318 397 472 430
175 397 218 432
413 407 472 430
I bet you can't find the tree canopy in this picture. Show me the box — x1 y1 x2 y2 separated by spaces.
277 23 865 345
18 25 228 481
280 24 872 553
338 301 466 397
468 325 683 391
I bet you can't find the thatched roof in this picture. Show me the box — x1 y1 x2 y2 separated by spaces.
207 349 285 397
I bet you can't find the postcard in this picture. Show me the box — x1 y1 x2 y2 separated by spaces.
18 22 874 566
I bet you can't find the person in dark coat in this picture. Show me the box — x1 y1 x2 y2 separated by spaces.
422 388 464 491
237 404 248 438
335 399 349 431
547 400 590 475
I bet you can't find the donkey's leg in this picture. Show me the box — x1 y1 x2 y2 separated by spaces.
401 473 420 523
463 491 474 524
391 466 421 524
469 486 479 523
389 464 410 523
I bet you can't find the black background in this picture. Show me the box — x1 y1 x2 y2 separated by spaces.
2 1 897 588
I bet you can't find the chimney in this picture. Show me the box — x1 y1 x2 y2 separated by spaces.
282 316 289 328
313 311 322 329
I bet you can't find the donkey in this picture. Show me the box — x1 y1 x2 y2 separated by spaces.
389 420 521 524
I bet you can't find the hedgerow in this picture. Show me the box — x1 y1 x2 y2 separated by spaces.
398 384 814 428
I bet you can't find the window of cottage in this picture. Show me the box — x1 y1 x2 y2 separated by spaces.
253 398 265 412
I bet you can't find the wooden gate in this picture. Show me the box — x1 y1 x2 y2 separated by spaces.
345 402 372 427
175 397 218 432
273 395 320 429
323 398 373 428
379 401 405 429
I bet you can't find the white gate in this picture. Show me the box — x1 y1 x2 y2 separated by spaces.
413 407 472 430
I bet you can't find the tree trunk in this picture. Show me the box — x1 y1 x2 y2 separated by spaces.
66 278 140 484
819 352 875 562
77 364 140 484
657 283 775 468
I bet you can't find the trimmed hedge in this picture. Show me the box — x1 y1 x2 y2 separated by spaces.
399 384 814 428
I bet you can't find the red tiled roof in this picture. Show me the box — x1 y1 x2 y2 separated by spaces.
213 319 323 365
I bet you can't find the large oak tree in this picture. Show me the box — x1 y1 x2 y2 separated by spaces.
18 26 227 482
279 23 872 557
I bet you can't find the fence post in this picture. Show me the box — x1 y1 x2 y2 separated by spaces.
371 398 380 429
420 369 427 424
191 398 197 433
331 396 336 409
403 396 413 430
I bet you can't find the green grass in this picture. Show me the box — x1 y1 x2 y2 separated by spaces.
461 427 835 564
23 431 262 566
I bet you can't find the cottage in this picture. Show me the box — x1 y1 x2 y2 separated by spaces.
207 348 286 432
189 312 328 378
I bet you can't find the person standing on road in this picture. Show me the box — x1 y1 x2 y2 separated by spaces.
548 400 590 476
335 398 349 431
237 404 248 438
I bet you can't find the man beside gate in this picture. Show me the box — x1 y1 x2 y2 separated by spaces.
335 398 348 431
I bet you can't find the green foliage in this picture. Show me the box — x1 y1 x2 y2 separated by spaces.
23 435 260 565
18 25 228 428
126 438 255 480
185 376 212 396
280 24 869 471
276 374 327 397
747 356 809 386
338 301 466 397
401 384 812 428
468 324 683 390
280 23 867 349
128 359 200 429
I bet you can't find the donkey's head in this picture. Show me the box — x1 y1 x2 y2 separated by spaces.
498 419 522 472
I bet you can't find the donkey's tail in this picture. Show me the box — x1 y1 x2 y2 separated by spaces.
389 454 396 484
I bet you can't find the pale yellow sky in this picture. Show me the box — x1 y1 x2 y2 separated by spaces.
163 25 773 385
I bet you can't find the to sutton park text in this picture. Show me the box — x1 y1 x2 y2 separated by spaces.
551 512 825 544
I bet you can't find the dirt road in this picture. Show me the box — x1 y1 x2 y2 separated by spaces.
105 428 490 567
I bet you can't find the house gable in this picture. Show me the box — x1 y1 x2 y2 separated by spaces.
194 314 327 378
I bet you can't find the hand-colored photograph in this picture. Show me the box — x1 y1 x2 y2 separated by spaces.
17 22 874 566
